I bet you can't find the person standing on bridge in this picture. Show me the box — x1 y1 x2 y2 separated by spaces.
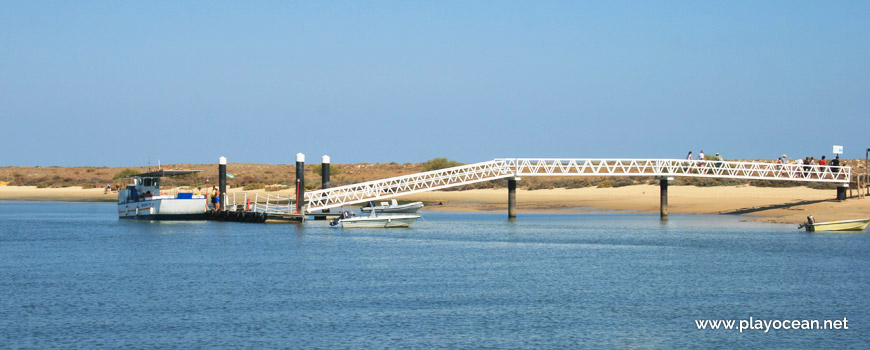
698 150 706 167
685 151 693 172
830 155 841 176
776 154 785 177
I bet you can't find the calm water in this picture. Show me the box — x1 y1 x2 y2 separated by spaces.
1 201 868 349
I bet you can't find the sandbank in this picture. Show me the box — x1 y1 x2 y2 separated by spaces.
1 185 868 224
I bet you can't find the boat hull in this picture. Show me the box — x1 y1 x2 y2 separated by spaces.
805 219 870 232
118 197 207 220
340 214 421 228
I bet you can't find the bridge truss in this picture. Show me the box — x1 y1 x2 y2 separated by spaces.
304 158 851 212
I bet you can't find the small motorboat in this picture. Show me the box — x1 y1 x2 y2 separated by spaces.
330 210 420 228
799 216 870 232
361 199 424 214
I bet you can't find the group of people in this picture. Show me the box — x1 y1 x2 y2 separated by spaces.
778 154 841 167
195 185 222 211
777 154 842 177
685 150 724 167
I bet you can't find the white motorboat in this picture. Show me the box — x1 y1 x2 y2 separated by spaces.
117 169 207 220
330 210 420 228
361 198 424 214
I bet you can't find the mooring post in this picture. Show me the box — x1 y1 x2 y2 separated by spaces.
322 155 330 212
296 153 305 215
508 177 519 218
837 184 847 201
657 176 672 220
219 156 227 211
314 155 330 220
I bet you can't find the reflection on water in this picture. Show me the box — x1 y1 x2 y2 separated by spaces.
1 201 868 348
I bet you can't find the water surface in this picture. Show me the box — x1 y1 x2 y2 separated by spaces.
1 201 868 348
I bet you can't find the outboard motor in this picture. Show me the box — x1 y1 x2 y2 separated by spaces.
330 211 352 226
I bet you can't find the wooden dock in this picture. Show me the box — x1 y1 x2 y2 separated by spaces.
204 210 305 223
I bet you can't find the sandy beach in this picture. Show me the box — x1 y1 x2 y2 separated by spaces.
2 184 867 224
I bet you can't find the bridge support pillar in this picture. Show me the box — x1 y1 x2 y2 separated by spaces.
314 155 330 220
508 177 520 218
837 184 848 201
296 153 305 215
657 177 673 220
218 156 227 211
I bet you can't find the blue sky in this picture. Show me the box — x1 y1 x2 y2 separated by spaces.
1 1 868 166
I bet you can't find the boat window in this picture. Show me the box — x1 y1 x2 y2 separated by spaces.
153 178 160 187
144 178 152 186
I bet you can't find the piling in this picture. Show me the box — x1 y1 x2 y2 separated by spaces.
314 155 330 220
657 176 672 220
837 184 847 201
508 177 518 218
296 153 305 214
219 156 227 211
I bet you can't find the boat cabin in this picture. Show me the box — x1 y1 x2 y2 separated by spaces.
118 169 201 204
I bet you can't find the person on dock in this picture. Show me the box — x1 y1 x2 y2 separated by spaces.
211 186 221 211
194 186 202 196
698 150 706 167
715 153 723 168
104 183 110 194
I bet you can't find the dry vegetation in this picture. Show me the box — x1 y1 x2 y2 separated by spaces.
0 159 864 191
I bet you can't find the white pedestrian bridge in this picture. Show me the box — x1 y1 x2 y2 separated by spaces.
303 158 851 212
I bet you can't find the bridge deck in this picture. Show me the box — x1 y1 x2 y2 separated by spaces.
304 158 851 212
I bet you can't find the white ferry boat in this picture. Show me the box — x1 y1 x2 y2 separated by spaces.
118 170 207 220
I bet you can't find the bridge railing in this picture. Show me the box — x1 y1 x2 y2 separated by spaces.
304 160 513 212
501 158 851 183
303 158 851 212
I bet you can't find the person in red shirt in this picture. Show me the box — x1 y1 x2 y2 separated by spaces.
819 156 827 166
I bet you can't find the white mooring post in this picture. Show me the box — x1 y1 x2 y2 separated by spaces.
508 177 520 218
295 153 305 215
219 156 227 212
314 155 331 220
657 176 673 221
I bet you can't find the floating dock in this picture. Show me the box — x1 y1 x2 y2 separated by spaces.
203 210 308 223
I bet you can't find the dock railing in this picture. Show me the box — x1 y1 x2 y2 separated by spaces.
226 192 297 214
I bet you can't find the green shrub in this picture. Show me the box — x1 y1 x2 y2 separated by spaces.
422 158 463 172
597 180 614 188
113 168 139 179
265 185 287 192
309 164 342 176
243 183 265 190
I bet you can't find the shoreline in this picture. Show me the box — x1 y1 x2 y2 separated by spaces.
2 184 867 224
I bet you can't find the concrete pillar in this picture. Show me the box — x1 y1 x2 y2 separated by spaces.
296 153 305 214
837 184 847 200
508 177 518 218
218 156 227 211
657 177 672 220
